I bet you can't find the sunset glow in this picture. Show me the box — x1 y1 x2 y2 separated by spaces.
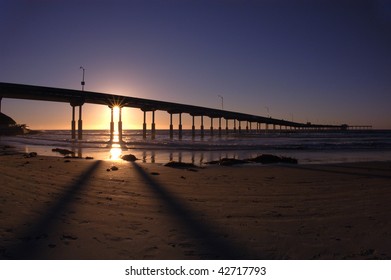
1 1 391 129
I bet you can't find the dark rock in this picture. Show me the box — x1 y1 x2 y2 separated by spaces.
52 148 75 156
121 154 138 161
250 154 281 164
23 152 37 158
205 154 298 165
249 154 298 164
219 158 249 166
111 166 119 171
85 156 94 160
150 172 160 176
164 161 197 169
280 156 298 164
205 160 220 165
205 158 249 166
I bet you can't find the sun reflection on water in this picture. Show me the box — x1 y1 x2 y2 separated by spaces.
110 144 122 160
109 131 122 160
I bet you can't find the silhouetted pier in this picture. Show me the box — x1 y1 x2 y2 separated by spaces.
0 82 371 141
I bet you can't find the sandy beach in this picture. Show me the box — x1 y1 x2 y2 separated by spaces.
1 153 391 260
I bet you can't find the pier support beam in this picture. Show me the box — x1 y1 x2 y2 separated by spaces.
143 111 147 139
118 107 123 143
151 111 156 140
0 97 2 113
218 117 222 137
246 121 249 133
71 99 84 141
78 105 83 140
225 119 229 134
238 121 242 134
170 113 174 139
71 105 76 140
201 116 204 138
210 117 214 137
109 106 114 142
178 113 183 140
234 119 237 133
192 115 195 139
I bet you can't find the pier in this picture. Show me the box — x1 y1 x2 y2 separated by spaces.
0 82 371 142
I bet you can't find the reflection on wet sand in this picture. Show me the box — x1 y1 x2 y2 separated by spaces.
70 133 247 164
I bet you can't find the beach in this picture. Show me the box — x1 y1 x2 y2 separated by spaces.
1 153 391 260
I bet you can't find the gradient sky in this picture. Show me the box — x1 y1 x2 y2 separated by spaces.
1 0 391 129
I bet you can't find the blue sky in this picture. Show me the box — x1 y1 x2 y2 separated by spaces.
1 0 391 129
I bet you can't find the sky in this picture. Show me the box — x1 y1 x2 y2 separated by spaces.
1 0 391 129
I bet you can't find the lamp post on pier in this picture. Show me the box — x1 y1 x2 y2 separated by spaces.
80 66 85 91
77 66 85 140
218 95 224 110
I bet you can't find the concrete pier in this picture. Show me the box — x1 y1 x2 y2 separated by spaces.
0 82 363 141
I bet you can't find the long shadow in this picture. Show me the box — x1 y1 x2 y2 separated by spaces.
284 163 391 179
131 162 260 259
2 160 102 259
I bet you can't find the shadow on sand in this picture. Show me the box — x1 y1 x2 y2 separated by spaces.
131 162 260 259
2 160 102 259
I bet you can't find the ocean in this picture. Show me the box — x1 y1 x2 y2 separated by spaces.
1 129 391 165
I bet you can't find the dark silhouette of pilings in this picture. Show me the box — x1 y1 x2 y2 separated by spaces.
70 99 84 141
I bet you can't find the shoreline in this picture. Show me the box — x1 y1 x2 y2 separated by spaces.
2 129 391 165
1 153 391 259
2 142 391 165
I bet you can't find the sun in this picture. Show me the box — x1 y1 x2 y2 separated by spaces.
113 106 120 121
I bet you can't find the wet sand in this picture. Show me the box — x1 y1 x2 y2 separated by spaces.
1 154 391 259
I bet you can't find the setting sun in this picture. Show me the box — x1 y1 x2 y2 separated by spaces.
113 106 120 126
